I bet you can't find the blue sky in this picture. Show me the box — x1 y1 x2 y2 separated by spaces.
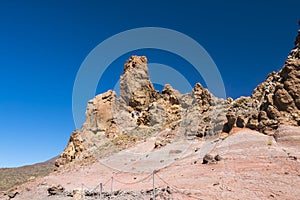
0 0 299 167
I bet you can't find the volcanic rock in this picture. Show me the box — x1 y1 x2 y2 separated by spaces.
224 28 300 133
202 153 221 164
120 55 158 109
55 130 85 167
6 24 300 200
55 54 226 166
47 185 64 196
56 27 300 169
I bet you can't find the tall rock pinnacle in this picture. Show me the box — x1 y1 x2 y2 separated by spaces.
120 56 158 111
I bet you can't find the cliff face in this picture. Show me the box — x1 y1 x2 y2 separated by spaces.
56 27 300 168
224 28 300 134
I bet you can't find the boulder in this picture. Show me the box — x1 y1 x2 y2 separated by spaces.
47 185 65 196
202 154 222 164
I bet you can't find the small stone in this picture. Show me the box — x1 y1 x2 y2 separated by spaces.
215 154 222 161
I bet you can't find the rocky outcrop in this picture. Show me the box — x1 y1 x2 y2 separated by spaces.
56 55 226 167
56 26 300 168
120 56 158 126
120 56 158 109
159 84 182 129
192 83 212 112
224 28 300 134
84 90 122 138
55 130 85 167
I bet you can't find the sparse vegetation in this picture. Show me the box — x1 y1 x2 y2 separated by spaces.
0 159 55 191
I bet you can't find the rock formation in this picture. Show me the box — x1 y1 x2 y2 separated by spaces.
224 27 300 134
55 130 85 167
4 24 300 200
55 55 228 167
56 27 300 168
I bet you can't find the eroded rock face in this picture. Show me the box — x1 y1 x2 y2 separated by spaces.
119 56 159 126
225 28 300 134
192 83 212 112
55 130 86 167
56 27 300 168
56 55 224 167
84 90 118 135
120 56 157 108
274 88 295 111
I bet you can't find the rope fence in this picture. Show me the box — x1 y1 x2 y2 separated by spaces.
68 151 289 200
70 170 205 200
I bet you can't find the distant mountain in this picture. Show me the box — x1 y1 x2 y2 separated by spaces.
0 157 56 191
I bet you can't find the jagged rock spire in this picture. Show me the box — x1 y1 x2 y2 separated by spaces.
120 56 157 109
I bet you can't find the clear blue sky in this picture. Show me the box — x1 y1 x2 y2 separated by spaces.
0 0 299 167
